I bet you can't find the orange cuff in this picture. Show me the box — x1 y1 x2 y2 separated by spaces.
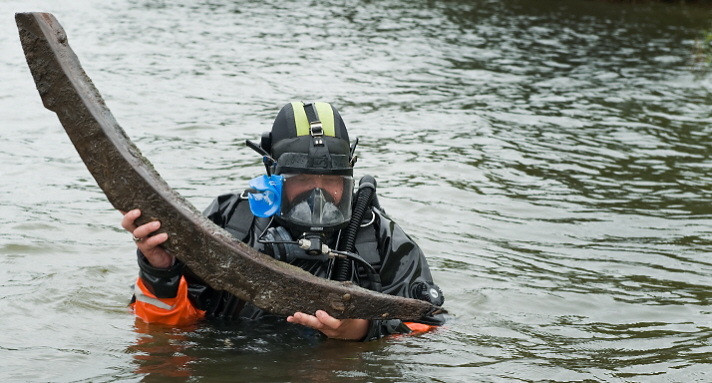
132 276 205 326
404 322 438 334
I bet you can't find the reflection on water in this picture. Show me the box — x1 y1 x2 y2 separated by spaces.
130 317 412 382
1 0 712 382
131 322 195 380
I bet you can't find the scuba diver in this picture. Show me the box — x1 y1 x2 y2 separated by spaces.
121 102 445 341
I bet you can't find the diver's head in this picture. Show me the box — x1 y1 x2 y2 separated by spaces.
257 102 356 234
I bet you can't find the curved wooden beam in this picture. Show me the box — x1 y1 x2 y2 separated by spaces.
15 12 443 321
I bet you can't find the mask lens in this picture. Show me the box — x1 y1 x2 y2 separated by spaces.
280 174 353 230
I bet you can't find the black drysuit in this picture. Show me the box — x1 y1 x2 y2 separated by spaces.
135 193 445 340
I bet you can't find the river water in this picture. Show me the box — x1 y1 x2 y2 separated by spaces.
2 0 712 382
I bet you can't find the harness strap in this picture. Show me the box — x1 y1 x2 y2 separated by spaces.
303 103 322 134
303 103 325 149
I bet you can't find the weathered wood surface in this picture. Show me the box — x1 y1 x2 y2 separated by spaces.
15 12 444 321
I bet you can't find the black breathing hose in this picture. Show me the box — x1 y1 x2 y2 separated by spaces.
334 175 377 284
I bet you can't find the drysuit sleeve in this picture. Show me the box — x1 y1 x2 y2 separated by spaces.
132 252 205 325
361 210 446 341
131 193 240 324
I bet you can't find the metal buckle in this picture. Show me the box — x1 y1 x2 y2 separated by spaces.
310 122 323 137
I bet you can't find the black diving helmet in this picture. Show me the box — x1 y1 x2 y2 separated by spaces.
247 101 357 233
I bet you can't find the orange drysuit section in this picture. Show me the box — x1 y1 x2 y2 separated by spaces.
404 322 438 333
132 276 205 326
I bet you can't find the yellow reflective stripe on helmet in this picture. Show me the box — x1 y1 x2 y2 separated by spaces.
291 101 310 136
291 101 335 137
314 102 335 136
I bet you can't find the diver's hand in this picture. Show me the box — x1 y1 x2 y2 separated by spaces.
287 310 369 341
120 209 174 269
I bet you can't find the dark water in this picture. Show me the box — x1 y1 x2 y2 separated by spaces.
2 0 712 382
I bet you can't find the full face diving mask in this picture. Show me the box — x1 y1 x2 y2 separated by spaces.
246 173 354 233
279 174 354 232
